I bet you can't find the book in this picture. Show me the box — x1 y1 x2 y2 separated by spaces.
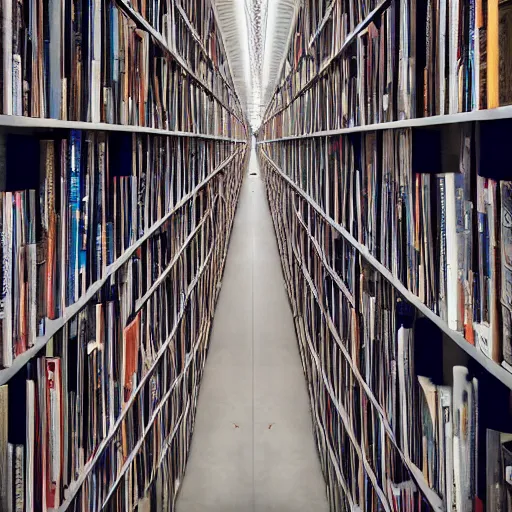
0 385 8 510
46 358 62 509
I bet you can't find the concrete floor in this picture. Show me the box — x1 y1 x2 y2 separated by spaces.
175 149 329 512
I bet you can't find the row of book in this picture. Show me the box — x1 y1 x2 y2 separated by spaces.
171 1 235 103
261 120 512 373
66 148 245 511
269 0 385 118
0 129 239 369
174 0 232 84
262 160 512 511
262 0 512 137
125 0 236 98
1 0 244 136
0 148 246 511
264 166 430 511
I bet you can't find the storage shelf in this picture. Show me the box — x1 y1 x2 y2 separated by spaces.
260 149 512 391
298 302 391 512
263 0 338 122
100 198 243 509
0 148 243 387
263 0 390 124
59 150 244 510
307 0 337 50
58 247 214 512
0 114 247 141
293 244 445 512
115 0 245 124
134 212 211 312
294 208 354 306
308 380 355 510
259 104 512 142
141 399 191 498
98 276 213 511
174 3 236 95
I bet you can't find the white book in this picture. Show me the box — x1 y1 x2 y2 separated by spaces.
91 0 102 122
438 0 446 115
449 0 460 113
90 60 101 124
25 380 35 512
3 0 13 115
453 366 474 512
12 55 22 116
26 244 37 347
48 0 63 119
443 173 461 331
13 445 22 512
439 385 453 509
2 193 13 367
7 443 13 512
474 23 480 111
397 326 410 457
0 386 8 510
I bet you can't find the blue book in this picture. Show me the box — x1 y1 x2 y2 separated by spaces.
106 222 114 266
67 130 82 306
112 6 119 83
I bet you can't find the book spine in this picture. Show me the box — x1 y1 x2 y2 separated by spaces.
445 173 461 331
12 54 22 116
48 0 62 119
3 0 12 115
46 358 62 509
14 445 23 512
0 386 8 510
437 176 448 321
501 181 512 365
25 380 35 512
26 244 37 347
2 193 13 367
60 139 68 315
7 443 13 512
67 131 81 306
486 0 499 107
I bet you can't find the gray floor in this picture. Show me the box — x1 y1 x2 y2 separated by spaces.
175 149 328 512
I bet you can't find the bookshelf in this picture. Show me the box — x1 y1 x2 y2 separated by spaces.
0 0 248 510
259 0 512 511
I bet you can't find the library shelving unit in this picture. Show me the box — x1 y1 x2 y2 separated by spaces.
0 0 248 510
259 0 512 511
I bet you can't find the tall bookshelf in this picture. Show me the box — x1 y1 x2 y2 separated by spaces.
0 0 248 510
259 0 512 511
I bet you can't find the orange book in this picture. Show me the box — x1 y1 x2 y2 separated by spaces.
487 0 499 107
123 313 141 404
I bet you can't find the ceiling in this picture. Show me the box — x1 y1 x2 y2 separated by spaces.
213 0 298 130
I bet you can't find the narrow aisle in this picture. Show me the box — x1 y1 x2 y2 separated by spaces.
176 149 328 512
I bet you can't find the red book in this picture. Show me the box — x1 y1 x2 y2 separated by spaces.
45 358 62 509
